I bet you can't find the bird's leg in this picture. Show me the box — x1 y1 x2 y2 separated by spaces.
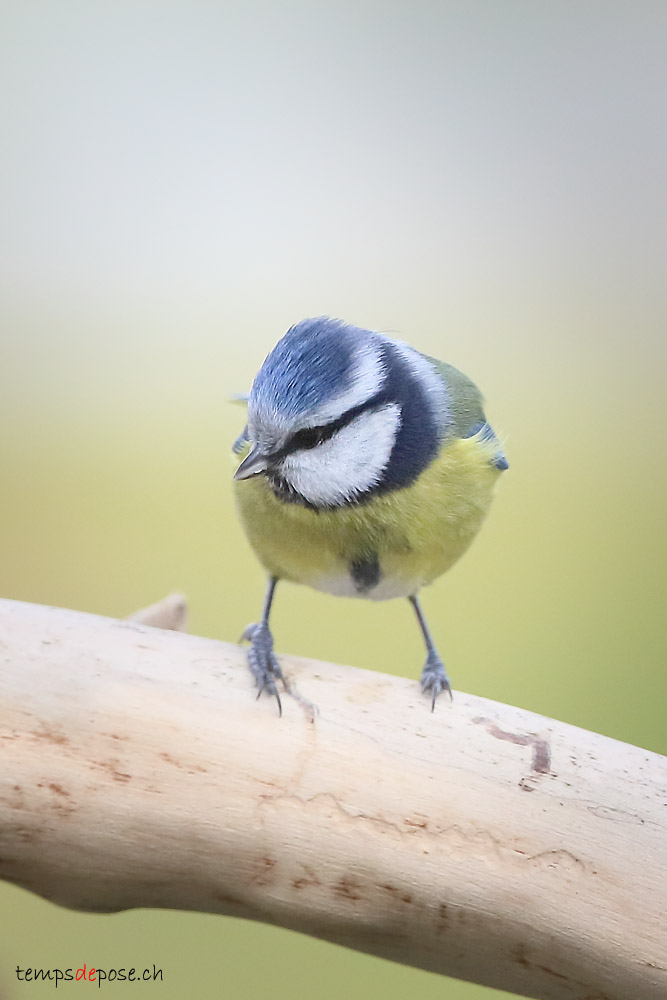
409 594 452 710
240 576 286 715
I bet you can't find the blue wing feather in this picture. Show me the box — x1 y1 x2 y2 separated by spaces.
464 420 509 471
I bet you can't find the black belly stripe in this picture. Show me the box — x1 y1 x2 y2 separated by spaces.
350 554 381 593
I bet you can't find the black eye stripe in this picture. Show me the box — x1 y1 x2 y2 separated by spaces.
287 425 330 451
278 395 388 459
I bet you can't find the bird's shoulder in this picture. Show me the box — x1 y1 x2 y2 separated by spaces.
420 353 508 471
419 354 484 437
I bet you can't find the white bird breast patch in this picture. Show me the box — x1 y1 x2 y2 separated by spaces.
281 402 402 507
310 571 421 600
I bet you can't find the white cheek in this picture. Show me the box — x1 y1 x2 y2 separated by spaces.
281 403 401 506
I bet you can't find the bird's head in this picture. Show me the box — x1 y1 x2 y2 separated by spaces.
234 317 448 508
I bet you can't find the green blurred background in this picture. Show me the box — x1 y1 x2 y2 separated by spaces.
1 1 666 997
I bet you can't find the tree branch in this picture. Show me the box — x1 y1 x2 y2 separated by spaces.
0 598 665 1000
127 592 188 631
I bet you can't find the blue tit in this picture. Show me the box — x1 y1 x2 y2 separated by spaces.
232 317 507 712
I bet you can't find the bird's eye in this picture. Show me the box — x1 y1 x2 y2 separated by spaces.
289 425 327 451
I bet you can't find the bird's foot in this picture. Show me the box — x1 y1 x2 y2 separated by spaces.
240 622 286 715
420 652 453 711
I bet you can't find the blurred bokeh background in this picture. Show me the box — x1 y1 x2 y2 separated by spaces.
1 1 666 997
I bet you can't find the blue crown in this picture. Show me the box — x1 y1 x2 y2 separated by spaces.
250 317 370 420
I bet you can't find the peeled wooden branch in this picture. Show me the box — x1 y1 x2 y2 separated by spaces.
128 592 188 631
0 598 665 1000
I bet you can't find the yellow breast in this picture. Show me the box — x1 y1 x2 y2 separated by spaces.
233 433 502 600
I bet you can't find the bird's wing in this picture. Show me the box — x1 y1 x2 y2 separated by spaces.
424 356 508 471
230 393 250 455
232 425 249 455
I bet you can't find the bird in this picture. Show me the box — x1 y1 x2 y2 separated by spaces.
232 317 507 713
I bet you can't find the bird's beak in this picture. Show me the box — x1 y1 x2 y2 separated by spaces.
234 446 270 481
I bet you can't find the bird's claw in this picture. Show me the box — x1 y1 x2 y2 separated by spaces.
420 653 453 711
239 623 258 643
240 621 285 715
